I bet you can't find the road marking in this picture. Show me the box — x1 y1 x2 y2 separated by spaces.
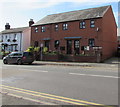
0 86 85 105
0 85 105 106
0 91 55 105
19 69 48 73
69 73 120 78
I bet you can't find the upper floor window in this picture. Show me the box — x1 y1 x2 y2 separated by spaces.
9 35 11 39
80 21 85 29
55 24 58 31
63 23 68 30
35 27 38 32
14 34 17 39
13 34 17 42
2 35 3 40
41 26 45 32
88 38 95 47
5 35 7 39
0 36 3 42
90 20 95 28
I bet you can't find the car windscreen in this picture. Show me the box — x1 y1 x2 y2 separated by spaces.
9 53 22 57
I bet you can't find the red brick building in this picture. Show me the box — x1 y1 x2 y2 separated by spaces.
31 5 117 62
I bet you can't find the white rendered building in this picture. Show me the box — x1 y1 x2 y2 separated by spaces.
0 20 34 52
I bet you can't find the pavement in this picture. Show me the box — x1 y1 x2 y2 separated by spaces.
34 57 119 67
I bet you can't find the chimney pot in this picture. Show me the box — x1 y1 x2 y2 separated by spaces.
5 23 10 30
29 19 34 27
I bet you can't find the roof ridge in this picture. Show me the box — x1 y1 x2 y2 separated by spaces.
48 5 110 16
0 26 29 34
101 5 111 17
32 5 111 26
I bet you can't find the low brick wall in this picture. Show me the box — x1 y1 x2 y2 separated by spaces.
63 55 98 62
42 54 100 63
43 54 59 61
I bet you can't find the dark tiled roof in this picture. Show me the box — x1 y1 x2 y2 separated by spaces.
32 5 110 26
0 27 28 34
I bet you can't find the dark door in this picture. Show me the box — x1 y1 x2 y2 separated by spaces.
74 40 80 55
67 40 72 54
45 41 50 51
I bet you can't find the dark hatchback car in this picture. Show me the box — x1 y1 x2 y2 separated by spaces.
3 52 34 65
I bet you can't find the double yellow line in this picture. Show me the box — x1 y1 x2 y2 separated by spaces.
0 85 106 106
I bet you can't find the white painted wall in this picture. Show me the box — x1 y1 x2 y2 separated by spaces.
0 32 22 52
0 27 31 52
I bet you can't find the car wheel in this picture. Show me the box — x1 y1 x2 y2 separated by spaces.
3 59 8 64
17 60 22 65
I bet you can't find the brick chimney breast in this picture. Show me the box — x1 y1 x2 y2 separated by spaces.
29 19 34 27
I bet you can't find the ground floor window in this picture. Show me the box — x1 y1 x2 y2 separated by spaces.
54 40 60 49
88 39 95 47
10 44 18 52
1 44 18 52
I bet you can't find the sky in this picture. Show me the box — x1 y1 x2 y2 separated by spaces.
0 0 119 32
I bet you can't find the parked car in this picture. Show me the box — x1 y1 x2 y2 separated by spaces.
3 52 34 65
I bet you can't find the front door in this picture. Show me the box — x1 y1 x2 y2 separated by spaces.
74 40 80 55
45 41 50 51
67 40 72 54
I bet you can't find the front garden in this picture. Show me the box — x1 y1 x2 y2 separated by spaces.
0 46 102 63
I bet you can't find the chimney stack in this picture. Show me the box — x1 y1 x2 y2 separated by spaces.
5 23 10 30
29 19 34 27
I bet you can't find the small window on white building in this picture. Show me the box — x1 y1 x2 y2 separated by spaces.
13 34 17 42
5 35 7 39
1 36 3 42
14 34 17 39
5 35 8 42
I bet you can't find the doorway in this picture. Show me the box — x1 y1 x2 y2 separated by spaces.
44 41 50 51
67 40 72 54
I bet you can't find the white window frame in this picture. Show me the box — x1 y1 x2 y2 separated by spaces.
63 23 68 30
80 21 85 29
35 27 38 33
41 26 45 32
90 20 95 28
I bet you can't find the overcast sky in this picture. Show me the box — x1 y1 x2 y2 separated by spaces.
0 0 119 32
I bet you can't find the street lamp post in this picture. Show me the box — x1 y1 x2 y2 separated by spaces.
40 43 43 61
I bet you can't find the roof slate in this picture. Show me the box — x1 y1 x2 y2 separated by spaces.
0 27 28 34
32 5 110 26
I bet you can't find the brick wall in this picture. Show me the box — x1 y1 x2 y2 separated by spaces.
31 7 117 61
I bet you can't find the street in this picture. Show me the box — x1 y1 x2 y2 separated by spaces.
0 60 119 106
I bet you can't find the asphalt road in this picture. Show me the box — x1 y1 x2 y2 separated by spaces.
0 60 119 106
